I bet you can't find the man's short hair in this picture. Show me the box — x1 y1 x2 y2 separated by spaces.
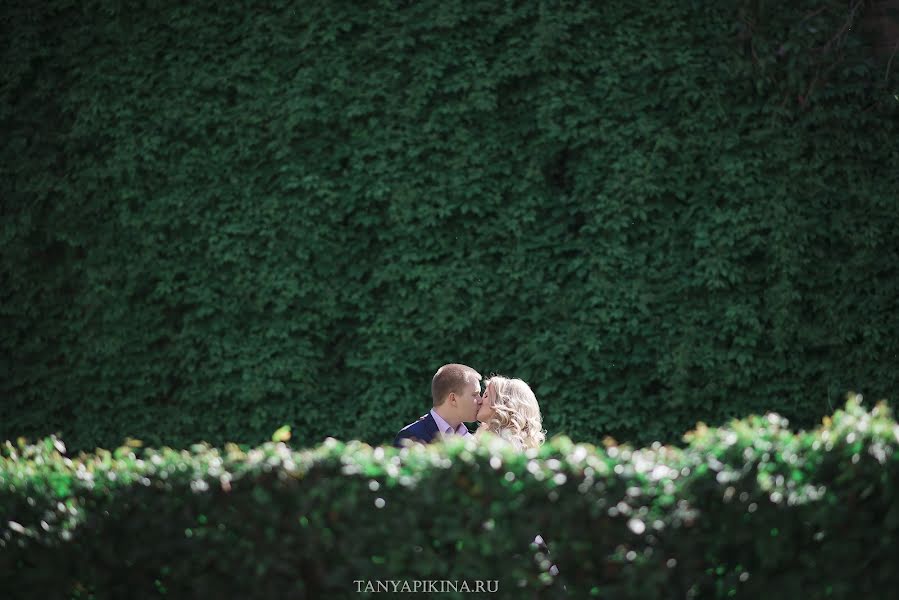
431 363 481 406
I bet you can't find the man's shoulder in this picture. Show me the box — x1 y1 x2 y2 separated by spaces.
398 413 434 434
394 412 438 446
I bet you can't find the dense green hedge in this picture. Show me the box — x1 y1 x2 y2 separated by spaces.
2 1 898 451
1 396 897 599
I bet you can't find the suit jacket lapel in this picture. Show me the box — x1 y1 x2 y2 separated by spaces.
422 412 439 440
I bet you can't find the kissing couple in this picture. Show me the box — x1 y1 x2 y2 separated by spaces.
393 363 546 451
392 363 560 579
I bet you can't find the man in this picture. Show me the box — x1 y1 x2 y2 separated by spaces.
393 363 482 447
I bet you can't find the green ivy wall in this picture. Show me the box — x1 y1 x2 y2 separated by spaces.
2 1 897 451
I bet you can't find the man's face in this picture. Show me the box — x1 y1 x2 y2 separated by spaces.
455 377 482 422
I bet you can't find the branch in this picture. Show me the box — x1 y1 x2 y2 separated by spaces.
799 6 828 26
813 0 865 55
886 39 899 83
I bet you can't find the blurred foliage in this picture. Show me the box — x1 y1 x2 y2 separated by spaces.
1 396 897 599
1 0 897 451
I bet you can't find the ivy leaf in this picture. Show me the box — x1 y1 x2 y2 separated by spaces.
271 425 291 443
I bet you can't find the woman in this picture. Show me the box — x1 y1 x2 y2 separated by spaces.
475 376 560 581
475 375 546 450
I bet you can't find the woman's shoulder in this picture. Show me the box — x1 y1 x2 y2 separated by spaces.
495 427 525 450
475 424 524 449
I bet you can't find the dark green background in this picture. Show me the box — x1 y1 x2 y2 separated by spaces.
3 1 897 452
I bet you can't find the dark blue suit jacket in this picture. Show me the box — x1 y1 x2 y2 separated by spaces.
393 412 440 447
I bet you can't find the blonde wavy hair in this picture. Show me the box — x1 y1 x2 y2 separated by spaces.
478 375 546 449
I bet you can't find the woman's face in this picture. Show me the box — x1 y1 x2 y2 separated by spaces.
477 381 497 422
